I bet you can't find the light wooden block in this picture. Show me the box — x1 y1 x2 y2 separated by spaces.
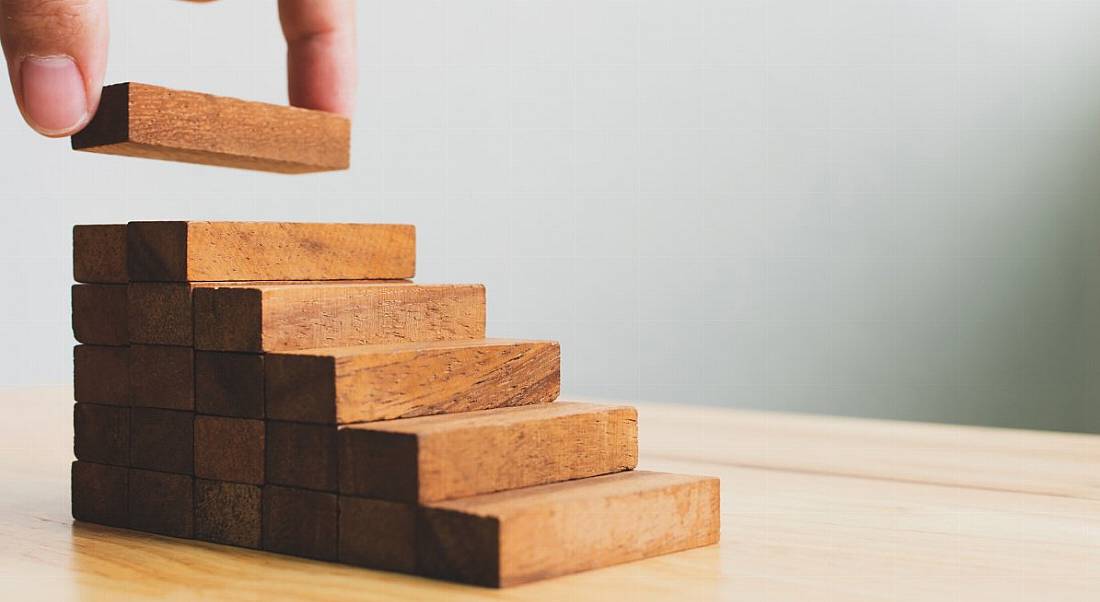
265 421 337 492
72 284 128 345
72 83 350 174
130 408 193 475
129 469 193 538
339 402 638 503
194 416 264 485
262 485 338 561
195 351 265 418
73 224 127 284
193 283 485 353
73 403 129 466
194 479 262 549
128 345 193 410
339 497 416 574
266 339 560 424
71 461 128 528
73 345 129 405
126 221 414 282
419 471 721 587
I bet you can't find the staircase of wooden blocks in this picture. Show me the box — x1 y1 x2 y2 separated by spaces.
70 221 720 587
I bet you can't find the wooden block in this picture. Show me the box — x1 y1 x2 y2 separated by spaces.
265 421 337 492
73 224 127 284
266 339 560 424
195 351 264 418
72 83 351 174
194 416 264 485
129 345 193 410
71 461 128 527
73 345 129 405
339 497 416 574
73 403 129 466
262 485 338 561
128 468 193 538
130 408 193 474
72 284 128 345
339 402 638 503
194 283 485 353
127 283 196 345
194 479 262 549
126 221 414 282
419 471 721 587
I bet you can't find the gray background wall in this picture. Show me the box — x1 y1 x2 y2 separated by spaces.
1 1 1098 433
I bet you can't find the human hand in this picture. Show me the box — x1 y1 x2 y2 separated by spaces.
0 0 355 137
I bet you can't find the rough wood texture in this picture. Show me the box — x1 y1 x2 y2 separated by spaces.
195 352 265 418
339 402 638 503
73 224 127 284
419 471 720 587
266 339 560 424
193 283 485 353
265 421 337 492
262 485 339 561
127 283 196 345
130 408 193 475
72 284 128 345
126 221 414 282
73 403 129 466
72 83 351 174
129 345 193 410
339 497 416 574
73 345 129 405
194 479 262 549
71 461 128 528
129 469 193 538
194 416 264 485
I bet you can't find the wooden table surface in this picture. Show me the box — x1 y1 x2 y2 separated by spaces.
2 387 1098 601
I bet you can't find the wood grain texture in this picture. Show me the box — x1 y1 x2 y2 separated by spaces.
419 471 720 587
73 403 129 467
127 283 196 345
73 224 127 284
126 221 415 282
339 402 638 503
266 339 560 424
194 479 262 549
71 461 128 528
195 351 265 418
265 421 337 492
194 416 265 485
130 407 193 475
129 469 193 538
72 284 128 345
128 345 193 410
73 345 129 405
262 485 339 561
339 497 417 574
72 83 351 174
193 282 485 353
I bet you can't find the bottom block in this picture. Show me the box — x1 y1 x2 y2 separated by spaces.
262 485 339 561
418 471 720 587
339 497 417 574
71 461 128 528
129 469 193 538
195 479 262 549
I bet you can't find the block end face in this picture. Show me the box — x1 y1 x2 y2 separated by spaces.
127 221 189 282
264 354 336 423
193 287 264 352
72 83 131 150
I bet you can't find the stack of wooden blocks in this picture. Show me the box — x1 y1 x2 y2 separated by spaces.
70 221 719 587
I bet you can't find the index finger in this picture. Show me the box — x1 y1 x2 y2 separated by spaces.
278 0 355 117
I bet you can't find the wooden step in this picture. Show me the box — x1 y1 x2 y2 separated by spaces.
266 338 560 424
339 402 637 503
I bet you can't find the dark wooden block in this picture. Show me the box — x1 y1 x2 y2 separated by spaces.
71 461 128 527
194 479 262 549
130 407 193 474
72 284 128 345
129 345 193 410
73 345 129 405
128 468 193 538
339 497 416 574
194 416 264 485
73 403 129 466
73 224 128 284
265 421 337 492
262 485 338 561
127 282 196 346
194 352 264 418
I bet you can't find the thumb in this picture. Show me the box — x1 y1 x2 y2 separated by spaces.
0 0 108 137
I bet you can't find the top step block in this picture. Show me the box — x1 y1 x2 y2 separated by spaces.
127 222 415 282
73 225 128 284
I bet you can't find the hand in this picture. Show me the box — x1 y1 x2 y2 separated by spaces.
0 0 356 137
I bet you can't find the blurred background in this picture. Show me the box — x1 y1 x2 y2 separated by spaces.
1 1 1099 433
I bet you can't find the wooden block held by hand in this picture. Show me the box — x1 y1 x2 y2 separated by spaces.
339 402 638 503
72 83 350 174
419 471 721 587
126 221 415 282
339 497 417 574
195 351 265 418
72 284 128 345
129 345 193 410
194 283 485 352
195 479 262 549
195 416 265 485
73 224 127 284
265 421 337 492
71 461 128 528
73 403 129 466
129 468 193 538
73 345 129 405
130 407 193 474
262 485 339 561
266 339 560 424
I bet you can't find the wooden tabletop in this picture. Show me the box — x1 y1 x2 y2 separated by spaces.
3 387 1098 601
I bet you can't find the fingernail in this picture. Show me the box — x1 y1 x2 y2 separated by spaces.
20 56 89 135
